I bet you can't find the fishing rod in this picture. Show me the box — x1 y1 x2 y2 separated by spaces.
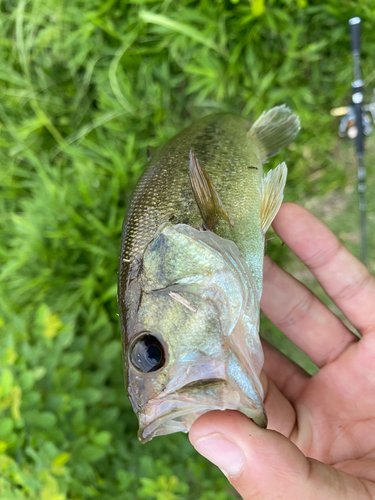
349 17 367 266
330 17 368 266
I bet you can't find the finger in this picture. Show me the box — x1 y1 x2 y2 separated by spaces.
261 255 357 366
189 411 375 500
273 203 375 337
262 339 310 401
334 459 375 483
261 373 297 439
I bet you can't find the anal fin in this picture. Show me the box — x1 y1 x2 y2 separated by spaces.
189 150 233 231
261 162 287 234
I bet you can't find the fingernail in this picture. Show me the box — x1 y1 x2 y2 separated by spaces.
192 432 245 477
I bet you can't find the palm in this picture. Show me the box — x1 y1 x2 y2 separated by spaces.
260 203 375 482
294 341 375 469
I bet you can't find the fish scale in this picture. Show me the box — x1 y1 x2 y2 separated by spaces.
120 114 263 288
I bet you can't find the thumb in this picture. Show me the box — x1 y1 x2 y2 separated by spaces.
189 410 373 500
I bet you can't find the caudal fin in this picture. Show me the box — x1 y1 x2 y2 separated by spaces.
249 105 300 162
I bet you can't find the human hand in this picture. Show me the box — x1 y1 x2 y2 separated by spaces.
189 202 375 499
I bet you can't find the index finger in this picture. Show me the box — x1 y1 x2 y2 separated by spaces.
272 203 375 338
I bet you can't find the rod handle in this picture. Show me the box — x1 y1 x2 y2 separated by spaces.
349 17 361 54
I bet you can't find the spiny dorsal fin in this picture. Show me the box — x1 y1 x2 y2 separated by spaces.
250 105 300 163
147 145 158 161
261 162 287 234
189 149 233 231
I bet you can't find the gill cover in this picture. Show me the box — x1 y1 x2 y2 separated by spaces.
138 223 266 427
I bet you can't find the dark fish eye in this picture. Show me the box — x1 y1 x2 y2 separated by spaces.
130 334 165 373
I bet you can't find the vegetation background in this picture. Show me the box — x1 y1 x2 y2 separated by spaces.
1 0 375 498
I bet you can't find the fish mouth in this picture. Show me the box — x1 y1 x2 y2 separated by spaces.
137 379 267 443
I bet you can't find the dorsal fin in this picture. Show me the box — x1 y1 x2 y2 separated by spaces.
189 149 232 231
249 105 300 163
147 145 158 161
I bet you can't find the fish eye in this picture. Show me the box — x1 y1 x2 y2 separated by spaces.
130 334 165 373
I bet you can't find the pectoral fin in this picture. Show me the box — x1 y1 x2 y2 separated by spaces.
260 162 287 234
249 105 300 162
189 149 233 230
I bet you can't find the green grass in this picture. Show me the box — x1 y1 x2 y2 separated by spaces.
1 0 375 498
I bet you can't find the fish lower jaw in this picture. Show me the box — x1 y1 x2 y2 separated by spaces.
137 385 267 443
138 406 206 443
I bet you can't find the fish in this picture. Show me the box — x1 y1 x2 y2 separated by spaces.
118 106 300 442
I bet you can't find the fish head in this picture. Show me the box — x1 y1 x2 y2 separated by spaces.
122 223 267 442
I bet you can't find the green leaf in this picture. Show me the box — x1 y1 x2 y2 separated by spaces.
25 411 57 429
79 444 105 462
0 418 14 438
92 430 112 446
0 369 14 396
101 341 121 361
251 0 265 16
139 11 223 54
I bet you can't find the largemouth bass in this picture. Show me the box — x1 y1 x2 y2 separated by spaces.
118 106 300 442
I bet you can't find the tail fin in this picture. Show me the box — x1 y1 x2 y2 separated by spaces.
249 105 300 162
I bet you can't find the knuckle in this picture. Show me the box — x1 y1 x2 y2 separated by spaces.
276 293 315 330
304 240 342 271
331 272 373 302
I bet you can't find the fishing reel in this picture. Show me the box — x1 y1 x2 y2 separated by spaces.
331 90 375 139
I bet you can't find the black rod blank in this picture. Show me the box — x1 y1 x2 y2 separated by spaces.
349 17 367 266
